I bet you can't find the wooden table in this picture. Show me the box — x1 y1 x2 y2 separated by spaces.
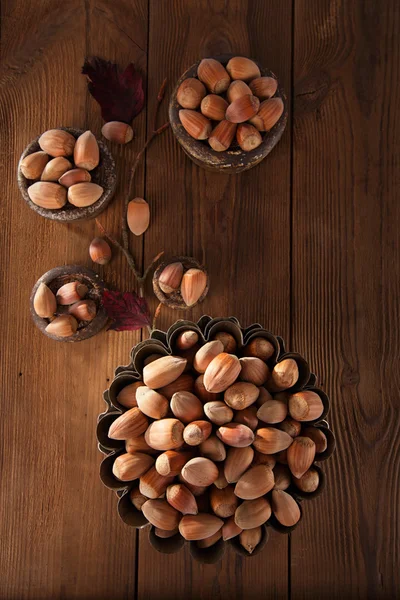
1 0 399 598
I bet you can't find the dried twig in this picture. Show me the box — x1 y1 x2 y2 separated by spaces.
152 302 163 331
96 79 168 333
97 218 164 288
96 219 141 279
122 78 170 252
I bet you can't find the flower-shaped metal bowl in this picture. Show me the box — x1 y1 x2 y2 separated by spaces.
30 264 108 342
17 127 117 222
169 56 288 173
97 316 335 563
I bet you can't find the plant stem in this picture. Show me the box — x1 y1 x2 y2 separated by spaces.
95 219 142 279
152 302 163 331
96 78 169 336
122 78 170 252
96 217 164 287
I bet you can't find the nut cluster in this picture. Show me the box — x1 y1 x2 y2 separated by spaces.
20 129 103 210
176 57 284 153
107 330 327 555
157 262 208 307
33 279 97 337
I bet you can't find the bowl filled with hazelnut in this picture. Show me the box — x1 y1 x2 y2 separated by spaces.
153 257 209 310
169 56 288 173
18 128 117 221
30 264 108 342
97 316 335 562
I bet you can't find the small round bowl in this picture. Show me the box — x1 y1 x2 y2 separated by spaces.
152 256 209 310
30 264 108 342
169 56 288 173
18 127 117 222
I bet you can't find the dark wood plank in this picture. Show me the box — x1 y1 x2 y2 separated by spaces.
138 1 293 597
291 0 400 597
0 1 147 598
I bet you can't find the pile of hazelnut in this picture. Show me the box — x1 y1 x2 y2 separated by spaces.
177 57 284 152
105 330 330 556
33 279 97 337
20 129 103 210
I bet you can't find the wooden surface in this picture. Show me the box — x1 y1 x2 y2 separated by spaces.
0 0 398 598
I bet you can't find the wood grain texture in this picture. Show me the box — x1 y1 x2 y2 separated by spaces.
138 0 292 598
0 0 147 598
1 0 399 598
291 0 400 598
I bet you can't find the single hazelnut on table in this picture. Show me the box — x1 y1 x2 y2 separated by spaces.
101 121 134 144
89 237 112 265
127 197 150 236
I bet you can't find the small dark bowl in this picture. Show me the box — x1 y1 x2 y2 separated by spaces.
289 465 326 501
18 127 116 221
190 536 226 564
169 56 288 173
148 526 185 555
230 524 269 557
30 264 108 342
153 256 209 310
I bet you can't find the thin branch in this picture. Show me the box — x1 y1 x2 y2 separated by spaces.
122 78 169 252
152 302 162 331
96 78 169 337
153 78 167 132
141 250 164 282
95 219 141 279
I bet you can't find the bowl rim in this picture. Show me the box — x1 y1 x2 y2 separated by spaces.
169 55 288 172
17 127 117 222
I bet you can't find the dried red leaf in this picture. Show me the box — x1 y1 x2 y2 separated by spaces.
82 57 145 123
102 290 151 331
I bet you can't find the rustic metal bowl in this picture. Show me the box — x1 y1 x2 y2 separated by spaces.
18 127 117 221
96 316 335 563
169 56 288 173
152 256 209 310
30 264 108 342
